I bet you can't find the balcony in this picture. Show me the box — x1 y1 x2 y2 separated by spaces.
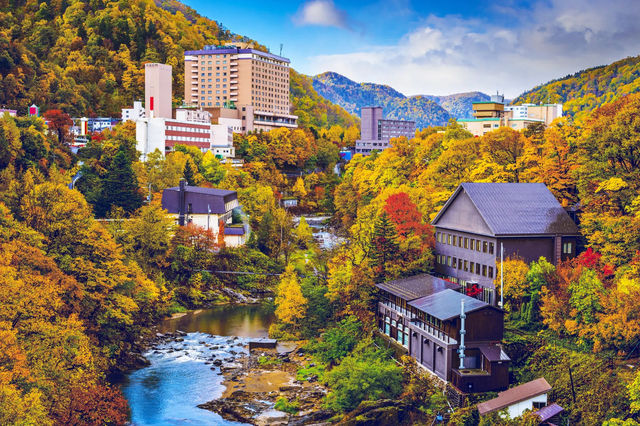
380 301 456 345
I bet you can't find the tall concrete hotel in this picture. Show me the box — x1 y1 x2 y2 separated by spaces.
184 44 297 132
355 107 415 155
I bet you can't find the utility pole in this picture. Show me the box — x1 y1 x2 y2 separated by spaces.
500 243 504 308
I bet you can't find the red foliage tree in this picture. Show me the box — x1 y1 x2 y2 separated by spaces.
43 109 73 145
53 383 129 425
383 192 434 248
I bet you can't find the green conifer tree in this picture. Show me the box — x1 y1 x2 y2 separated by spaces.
369 212 400 281
96 147 143 217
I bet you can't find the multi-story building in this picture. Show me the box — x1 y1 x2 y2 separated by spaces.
183 44 297 132
375 274 510 393
431 182 580 305
355 107 415 155
458 94 563 137
122 101 145 122
161 181 247 247
145 63 173 119
136 110 213 159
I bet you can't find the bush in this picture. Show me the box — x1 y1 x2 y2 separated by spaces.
324 342 402 412
274 397 299 414
309 315 362 364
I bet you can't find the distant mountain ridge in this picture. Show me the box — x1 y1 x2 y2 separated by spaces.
311 72 490 128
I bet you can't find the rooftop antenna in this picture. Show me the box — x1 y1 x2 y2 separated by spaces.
279 43 283 56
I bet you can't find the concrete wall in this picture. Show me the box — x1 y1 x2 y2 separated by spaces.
506 394 547 419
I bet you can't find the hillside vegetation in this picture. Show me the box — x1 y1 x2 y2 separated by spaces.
312 72 491 126
513 55 640 118
0 0 353 128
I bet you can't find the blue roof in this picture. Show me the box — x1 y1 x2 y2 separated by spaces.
432 182 580 236
408 289 492 321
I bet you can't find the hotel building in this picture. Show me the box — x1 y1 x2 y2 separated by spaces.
184 44 297 132
458 94 563 137
355 107 416 155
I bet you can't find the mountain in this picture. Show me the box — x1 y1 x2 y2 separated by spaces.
0 0 354 128
512 55 640 117
312 72 490 128
422 92 491 119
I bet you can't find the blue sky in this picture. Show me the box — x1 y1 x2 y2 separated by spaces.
183 0 640 97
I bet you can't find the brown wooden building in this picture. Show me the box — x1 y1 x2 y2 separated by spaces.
376 274 510 393
432 183 580 304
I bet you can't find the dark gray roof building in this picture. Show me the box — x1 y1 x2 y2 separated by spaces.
432 182 579 236
162 185 238 215
376 274 460 301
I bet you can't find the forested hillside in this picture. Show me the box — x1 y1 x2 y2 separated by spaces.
313 71 452 128
0 0 353 128
513 55 640 118
312 72 490 126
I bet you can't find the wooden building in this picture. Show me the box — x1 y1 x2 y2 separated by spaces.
432 182 580 304
376 274 510 393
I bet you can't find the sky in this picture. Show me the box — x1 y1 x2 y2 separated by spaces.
183 0 640 98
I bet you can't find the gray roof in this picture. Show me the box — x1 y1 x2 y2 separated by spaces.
534 403 564 422
432 182 580 236
477 378 552 415
224 226 245 236
161 186 237 215
375 274 460 301
408 289 492 320
478 344 511 362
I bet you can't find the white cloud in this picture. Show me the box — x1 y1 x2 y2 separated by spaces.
293 0 350 29
307 0 640 97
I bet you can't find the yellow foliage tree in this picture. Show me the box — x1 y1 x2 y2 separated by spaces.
274 265 307 328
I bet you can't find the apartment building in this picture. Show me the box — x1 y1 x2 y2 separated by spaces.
145 63 172 119
431 182 580 305
355 107 415 155
184 44 297 132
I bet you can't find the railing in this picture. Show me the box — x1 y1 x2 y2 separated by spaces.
380 301 455 344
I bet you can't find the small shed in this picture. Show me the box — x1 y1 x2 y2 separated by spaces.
477 377 552 419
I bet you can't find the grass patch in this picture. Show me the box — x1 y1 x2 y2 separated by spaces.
274 397 299 414
257 355 283 367
296 362 326 382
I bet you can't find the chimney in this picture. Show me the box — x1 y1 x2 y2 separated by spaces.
458 299 466 369
178 179 187 226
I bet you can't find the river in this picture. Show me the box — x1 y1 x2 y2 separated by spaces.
122 305 275 425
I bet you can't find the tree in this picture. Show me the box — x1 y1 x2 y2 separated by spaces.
522 257 555 328
292 176 307 199
274 265 307 329
42 109 72 145
294 216 313 247
183 158 197 186
96 145 144 217
310 316 362 364
369 212 400 281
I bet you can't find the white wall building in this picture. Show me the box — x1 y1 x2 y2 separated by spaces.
122 101 145 122
477 377 552 419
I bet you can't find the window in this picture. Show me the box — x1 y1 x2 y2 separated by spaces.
489 242 495 255
437 255 441 264
452 257 457 269
469 238 474 250
464 237 469 249
464 260 469 272
459 237 463 248
469 262 475 274
448 234 452 245
476 263 481 274
482 265 487 277
476 240 482 251
483 241 488 253
436 232 441 243
452 235 457 246
447 256 452 267
563 242 573 254
488 266 494 279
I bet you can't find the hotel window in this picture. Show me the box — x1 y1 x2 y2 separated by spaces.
476 263 481 274
436 232 441 243
458 237 463 248
452 235 457 246
476 240 481 251
482 265 487 277
464 237 469 249
489 242 495 255
447 256 452 267
488 266 494 279
469 261 475 274
483 241 488 253
464 260 469 272
448 234 452 245
452 257 457 269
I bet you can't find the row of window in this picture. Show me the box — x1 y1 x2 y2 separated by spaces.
166 126 208 133
437 254 495 279
437 232 495 255
166 136 209 142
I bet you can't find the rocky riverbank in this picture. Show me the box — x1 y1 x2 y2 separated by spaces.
198 345 334 425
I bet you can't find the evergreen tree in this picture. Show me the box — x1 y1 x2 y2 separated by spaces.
183 158 196 186
369 212 400 281
95 147 143 217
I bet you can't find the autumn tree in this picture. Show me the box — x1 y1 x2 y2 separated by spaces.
273 265 307 333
